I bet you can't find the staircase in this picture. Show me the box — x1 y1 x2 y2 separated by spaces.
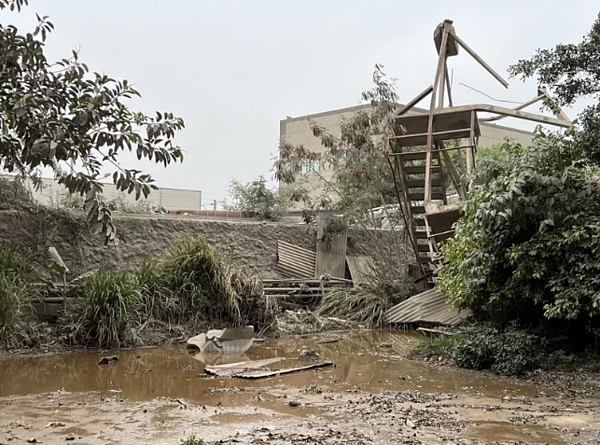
395 149 449 283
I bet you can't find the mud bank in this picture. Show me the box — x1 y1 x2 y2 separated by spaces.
1 330 599 445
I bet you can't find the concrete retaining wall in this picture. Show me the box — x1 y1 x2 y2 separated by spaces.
0 210 409 278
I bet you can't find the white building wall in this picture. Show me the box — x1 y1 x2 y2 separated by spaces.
6 175 202 212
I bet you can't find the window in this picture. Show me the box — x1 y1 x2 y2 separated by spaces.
301 154 321 174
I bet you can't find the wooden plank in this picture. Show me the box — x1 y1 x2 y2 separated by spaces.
396 85 434 117
408 192 445 201
263 278 351 285
444 65 453 107
204 357 285 377
433 104 571 128
407 178 441 188
234 361 333 379
426 23 450 209
451 31 509 88
405 165 441 175
480 92 545 123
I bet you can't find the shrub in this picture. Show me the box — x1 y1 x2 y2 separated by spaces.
65 271 141 348
0 176 34 210
409 324 546 377
439 135 600 326
136 259 179 323
406 335 456 362
180 435 204 445
225 175 289 221
0 247 37 347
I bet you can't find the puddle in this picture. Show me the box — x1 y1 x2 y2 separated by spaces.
469 421 564 445
0 330 544 405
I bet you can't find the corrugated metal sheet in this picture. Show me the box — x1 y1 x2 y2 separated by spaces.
385 288 471 326
276 241 316 279
315 215 347 279
346 256 374 284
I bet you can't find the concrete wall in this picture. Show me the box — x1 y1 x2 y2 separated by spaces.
280 104 534 206
0 210 408 279
7 176 203 212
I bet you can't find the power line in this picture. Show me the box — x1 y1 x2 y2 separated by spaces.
459 82 522 105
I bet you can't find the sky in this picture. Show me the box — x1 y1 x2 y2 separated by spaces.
2 0 598 208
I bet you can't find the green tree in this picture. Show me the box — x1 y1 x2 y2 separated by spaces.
509 12 600 164
226 175 289 221
0 0 184 244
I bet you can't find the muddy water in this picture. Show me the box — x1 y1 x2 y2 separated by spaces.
1 330 597 444
0 330 544 403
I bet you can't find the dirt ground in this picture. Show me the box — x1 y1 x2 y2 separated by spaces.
1 331 599 445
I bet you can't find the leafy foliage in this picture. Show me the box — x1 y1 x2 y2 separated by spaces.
64 271 141 348
275 65 401 223
409 324 546 377
0 246 38 346
180 435 204 445
0 176 34 209
439 135 600 324
509 12 600 164
319 280 414 328
0 0 184 244
226 175 289 221
319 240 416 328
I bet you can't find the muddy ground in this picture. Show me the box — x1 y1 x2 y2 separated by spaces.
1 331 599 445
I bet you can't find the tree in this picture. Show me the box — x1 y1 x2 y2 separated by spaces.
226 175 289 221
0 0 184 244
439 134 600 327
274 64 403 226
509 12 600 164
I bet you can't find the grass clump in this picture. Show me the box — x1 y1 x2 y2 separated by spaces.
137 235 275 330
319 279 415 328
64 271 141 348
0 247 38 347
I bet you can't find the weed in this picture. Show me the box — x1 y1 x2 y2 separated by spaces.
180 434 204 445
64 271 141 348
319 280 414 328
136 259 179 323
303 385 323 394
145 236 273 329
0 247 38 347
0 176 34 209
406 335 456 362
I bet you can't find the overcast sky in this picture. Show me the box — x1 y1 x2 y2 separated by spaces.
2 1 598 206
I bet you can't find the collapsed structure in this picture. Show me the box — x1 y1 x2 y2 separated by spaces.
388 19 572 287
385 19 572 324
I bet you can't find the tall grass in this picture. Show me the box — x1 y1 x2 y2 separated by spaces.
137 236 275 330
0 247 38 347
319 280 414 328
64 271 141 348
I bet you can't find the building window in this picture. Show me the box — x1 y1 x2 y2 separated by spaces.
301 155 321 175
